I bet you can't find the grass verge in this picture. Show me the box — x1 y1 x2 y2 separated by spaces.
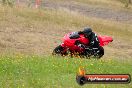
0 55 131 88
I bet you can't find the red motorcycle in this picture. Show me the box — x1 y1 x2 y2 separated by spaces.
53 32 113 58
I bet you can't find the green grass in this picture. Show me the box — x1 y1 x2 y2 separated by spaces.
0 55 131 88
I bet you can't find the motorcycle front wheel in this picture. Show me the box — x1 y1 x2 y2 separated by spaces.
94 46 104 59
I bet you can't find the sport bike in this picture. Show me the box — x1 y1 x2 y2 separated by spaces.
52 32 113 58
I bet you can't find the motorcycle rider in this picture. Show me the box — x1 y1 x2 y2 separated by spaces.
78 27 100 49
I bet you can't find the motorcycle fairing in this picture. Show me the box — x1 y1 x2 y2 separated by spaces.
98 35 113 46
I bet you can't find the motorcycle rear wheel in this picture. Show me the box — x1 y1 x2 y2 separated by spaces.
52 45 68 56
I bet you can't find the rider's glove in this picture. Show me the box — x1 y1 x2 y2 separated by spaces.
90 41 94 46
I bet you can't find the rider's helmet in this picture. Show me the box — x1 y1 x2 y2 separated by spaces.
83 27 92 37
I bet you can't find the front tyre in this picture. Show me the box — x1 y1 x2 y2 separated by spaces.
96 46 104 58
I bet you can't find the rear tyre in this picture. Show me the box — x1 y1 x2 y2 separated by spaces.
52 45 67 56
